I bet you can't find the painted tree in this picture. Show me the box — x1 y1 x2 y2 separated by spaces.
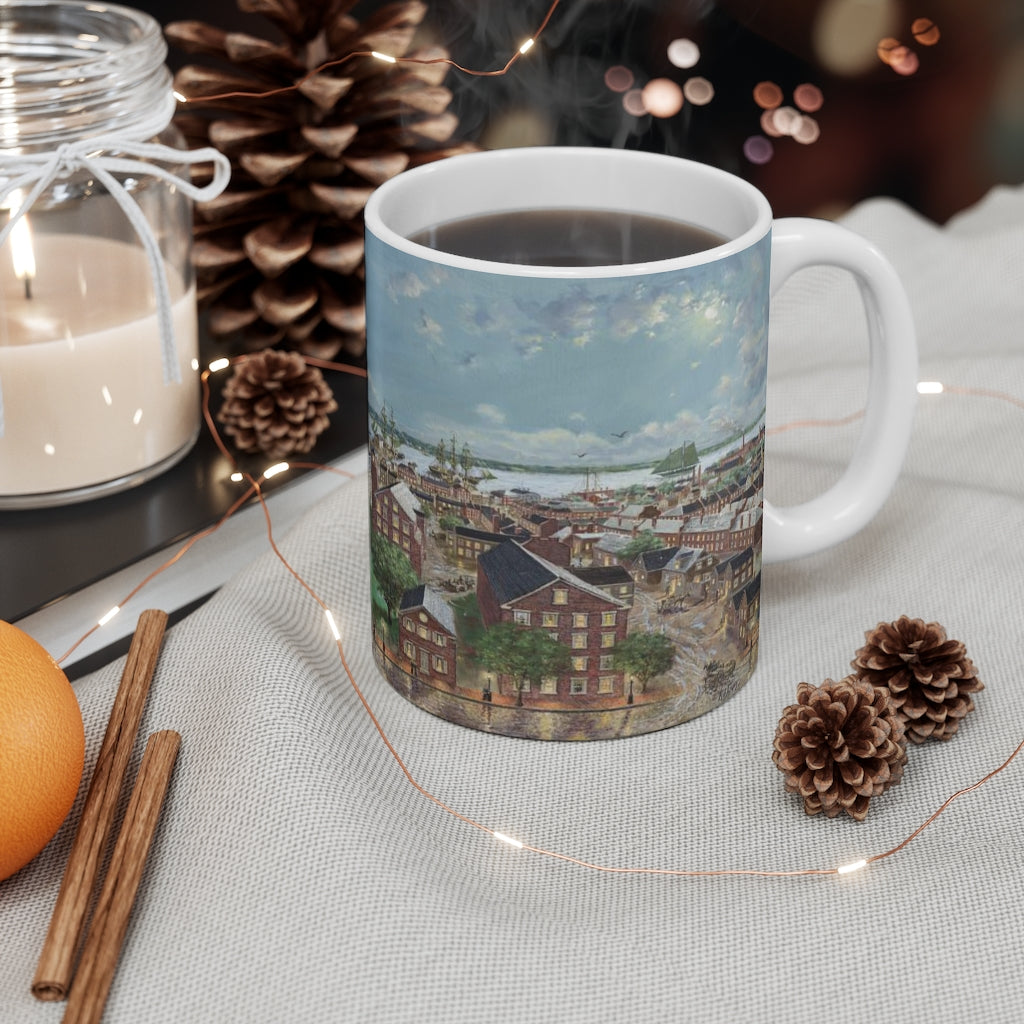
612 631 675 701
475 623 570 706
620 532 664 560
370 531 418 624
437 513 463 547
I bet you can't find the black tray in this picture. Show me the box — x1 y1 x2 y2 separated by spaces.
0 369 367 624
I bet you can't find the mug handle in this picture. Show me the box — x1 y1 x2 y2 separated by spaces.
762 218 918 563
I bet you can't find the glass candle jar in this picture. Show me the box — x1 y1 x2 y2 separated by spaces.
0 0 228 508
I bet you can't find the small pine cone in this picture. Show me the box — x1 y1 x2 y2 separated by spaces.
217 350 338 458
773 677 907 821
851 616 984 744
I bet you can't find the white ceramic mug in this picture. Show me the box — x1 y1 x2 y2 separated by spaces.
364 147 917 739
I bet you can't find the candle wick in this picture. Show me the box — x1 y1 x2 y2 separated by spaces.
23 276 32 300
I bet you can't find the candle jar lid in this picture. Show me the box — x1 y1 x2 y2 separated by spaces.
0 1 209 509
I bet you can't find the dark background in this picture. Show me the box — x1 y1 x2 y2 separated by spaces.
141 0 1024 224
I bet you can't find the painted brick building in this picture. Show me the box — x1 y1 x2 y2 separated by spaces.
726 572 761 655
372 480 425 576
398 585 457 690
476 541 630 705
452 525 506 570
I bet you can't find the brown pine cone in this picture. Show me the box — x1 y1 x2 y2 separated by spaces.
166 1 476 361
773 677 907 821
217 350 338 458
851 616 984 743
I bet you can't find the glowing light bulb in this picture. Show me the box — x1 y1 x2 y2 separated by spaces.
837 858 868 875
98 606 121 627
263 462 290 479
493 831 524 849
372 50 397 64
325 609 341 641
518 38 535 55
917 381 944 394
208 357 231 373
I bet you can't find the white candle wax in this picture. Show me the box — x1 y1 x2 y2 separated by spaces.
0 233 199 499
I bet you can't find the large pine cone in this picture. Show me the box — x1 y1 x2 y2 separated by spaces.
773 678 908 821
166 0 475 362
217 349 338 458
851 616 984 744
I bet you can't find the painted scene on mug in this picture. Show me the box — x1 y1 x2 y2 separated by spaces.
367 232 769 740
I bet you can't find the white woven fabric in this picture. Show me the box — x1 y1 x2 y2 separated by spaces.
2 187 1023 1023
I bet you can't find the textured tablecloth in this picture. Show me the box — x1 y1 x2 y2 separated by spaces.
2 186 1023 1023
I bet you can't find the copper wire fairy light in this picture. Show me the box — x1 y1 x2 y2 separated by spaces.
47 4 1024 881
176 0 565 106
51 352 1024 881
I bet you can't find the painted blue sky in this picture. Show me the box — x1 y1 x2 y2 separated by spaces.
366 233 769 468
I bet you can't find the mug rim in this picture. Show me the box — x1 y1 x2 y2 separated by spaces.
364 146 774 280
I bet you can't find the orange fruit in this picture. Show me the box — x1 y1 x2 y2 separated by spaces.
0 620 85 882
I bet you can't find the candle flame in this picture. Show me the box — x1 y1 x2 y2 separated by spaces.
5 191 36 294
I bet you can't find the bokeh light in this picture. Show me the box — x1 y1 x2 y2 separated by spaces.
792 116 821 144
667 38 700 69
770 105 801 135
912 17 941 46
793 83 824 113
604 65 634 93
641 78 684 117
743 135 774 165
683 76 715 106
760 109 783 137
876 37 901 65
753 81 784 110
814 0 900 76
622 89 647 116
889 45 920 76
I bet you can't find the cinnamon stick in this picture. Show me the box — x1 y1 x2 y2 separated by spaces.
62 730 181 1024
33 609 169 1001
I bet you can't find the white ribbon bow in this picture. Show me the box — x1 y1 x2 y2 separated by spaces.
0 138 231 437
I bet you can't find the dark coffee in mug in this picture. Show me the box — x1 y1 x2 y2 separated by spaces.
409 208 727 266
